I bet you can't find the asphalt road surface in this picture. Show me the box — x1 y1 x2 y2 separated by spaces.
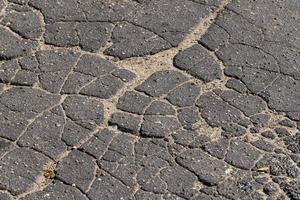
0 0 300 199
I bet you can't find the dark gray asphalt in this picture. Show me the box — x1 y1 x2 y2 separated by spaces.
0 0 300 199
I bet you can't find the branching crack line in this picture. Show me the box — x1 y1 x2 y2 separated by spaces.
121 20 173 48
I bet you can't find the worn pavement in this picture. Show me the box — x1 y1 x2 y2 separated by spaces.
0 0 300 199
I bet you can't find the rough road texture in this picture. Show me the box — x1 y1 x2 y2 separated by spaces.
0 0 300 199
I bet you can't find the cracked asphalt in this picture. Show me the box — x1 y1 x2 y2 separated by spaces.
0 0 299 199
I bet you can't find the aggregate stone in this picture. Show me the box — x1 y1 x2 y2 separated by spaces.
272 177 288 185
253 176 269 185
268 195 287 200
